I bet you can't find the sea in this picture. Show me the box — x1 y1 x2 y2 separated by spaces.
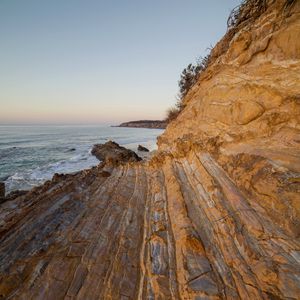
0 125 163 194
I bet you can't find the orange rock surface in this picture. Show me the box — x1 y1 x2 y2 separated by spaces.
0 0 299 299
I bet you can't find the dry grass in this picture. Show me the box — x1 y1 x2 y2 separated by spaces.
210 0 267 67
227 0 267 30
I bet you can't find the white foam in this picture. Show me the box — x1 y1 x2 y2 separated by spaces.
2 126 162 193
5 149 99 193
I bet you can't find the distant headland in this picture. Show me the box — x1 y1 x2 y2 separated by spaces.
114 120 167 129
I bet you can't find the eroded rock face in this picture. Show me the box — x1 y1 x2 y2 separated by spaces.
0 1 299 299
91 141 142 165
157 0 300 154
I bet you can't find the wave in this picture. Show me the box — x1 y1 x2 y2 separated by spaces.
1 126 161 194
4 149 99 193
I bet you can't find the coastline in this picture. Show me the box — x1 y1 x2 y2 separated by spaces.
114 120 167 129
0 126 162 194
1 2 299 298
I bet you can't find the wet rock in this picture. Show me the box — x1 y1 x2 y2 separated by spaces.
52 173 68 182
0 182 5 199
0 175 10 182
138 145 149 152
91 141 142 165
4 189 28 202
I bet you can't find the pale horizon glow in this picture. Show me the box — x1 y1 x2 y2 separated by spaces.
0 0 240 125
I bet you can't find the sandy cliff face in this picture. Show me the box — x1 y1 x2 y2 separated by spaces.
0 1 299 299
158 0 300 156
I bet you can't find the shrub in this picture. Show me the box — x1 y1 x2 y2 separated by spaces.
165 106 181 123
178 64 200 99
165 53 211 123
178 53 211 100
227 0 267 30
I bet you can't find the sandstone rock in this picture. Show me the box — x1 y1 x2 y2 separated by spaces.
0 1 299 299
158 0 300 152
138 144 149 152
91 141 142 165
232 100 265 125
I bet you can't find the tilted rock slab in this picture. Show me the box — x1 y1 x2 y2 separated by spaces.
0 0 299 299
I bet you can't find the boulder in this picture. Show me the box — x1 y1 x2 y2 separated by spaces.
91 141 142 165
138 145 149 152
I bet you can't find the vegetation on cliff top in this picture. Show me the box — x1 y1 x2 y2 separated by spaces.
165 53 211 123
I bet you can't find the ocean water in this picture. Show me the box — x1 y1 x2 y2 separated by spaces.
0 125 163 193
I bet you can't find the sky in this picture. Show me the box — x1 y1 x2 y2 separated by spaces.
0 0 240 125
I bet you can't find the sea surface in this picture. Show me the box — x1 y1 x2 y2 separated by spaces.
0 125 163 193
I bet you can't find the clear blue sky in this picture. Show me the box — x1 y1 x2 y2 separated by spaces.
0 0 240 124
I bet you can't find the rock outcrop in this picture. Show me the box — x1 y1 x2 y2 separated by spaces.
91 141 142 165
0 1 299 299
138 145 150 152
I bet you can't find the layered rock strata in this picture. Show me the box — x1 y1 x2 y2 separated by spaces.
0 150 299 299
0 0 299 299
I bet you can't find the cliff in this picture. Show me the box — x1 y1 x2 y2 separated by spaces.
117 120 167 129
0 1 299 299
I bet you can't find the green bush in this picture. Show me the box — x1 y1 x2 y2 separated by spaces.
165 53 211 123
